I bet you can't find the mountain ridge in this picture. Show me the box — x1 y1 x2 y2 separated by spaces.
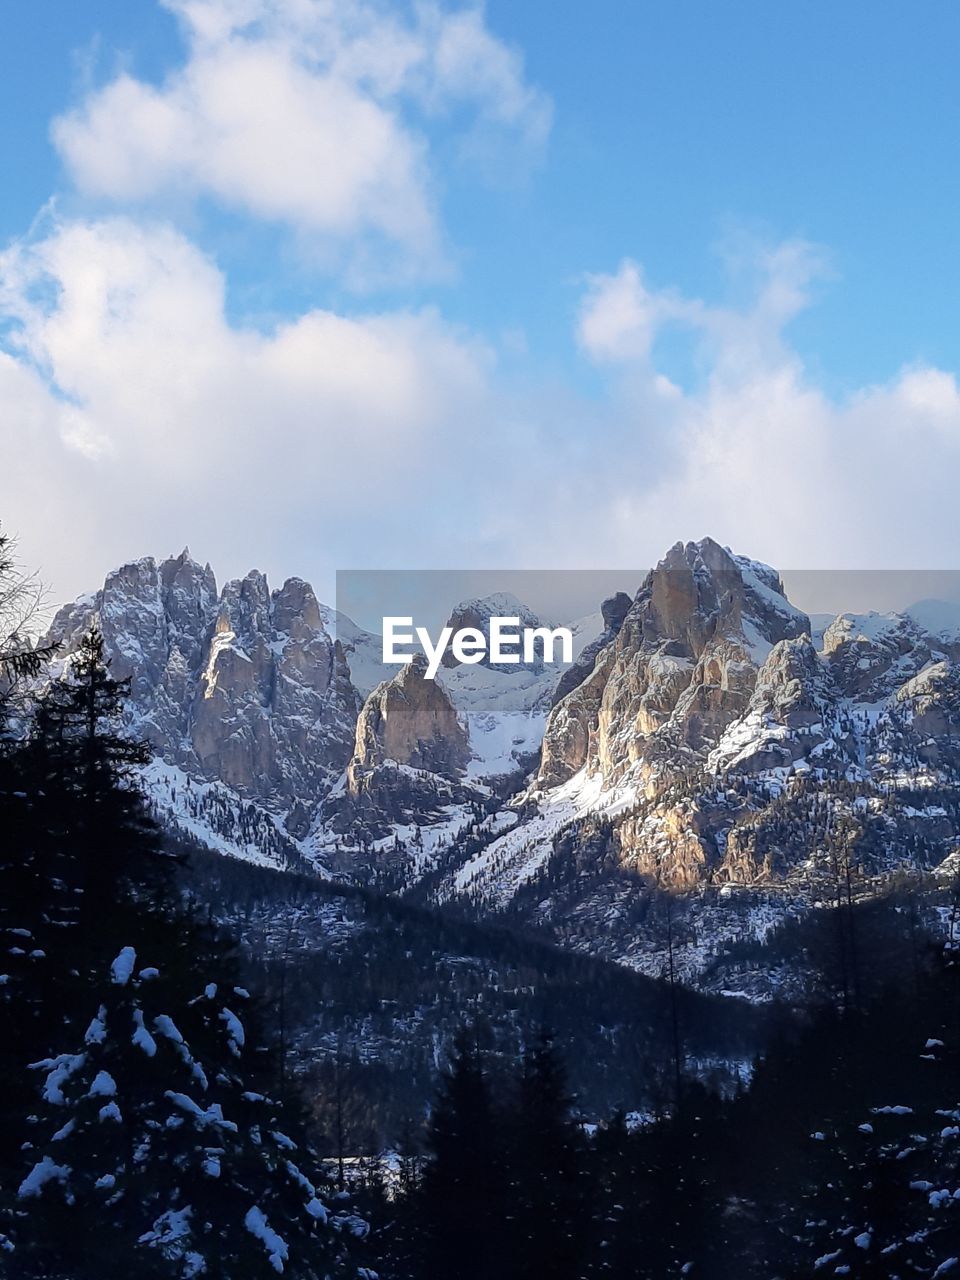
41 538 960 993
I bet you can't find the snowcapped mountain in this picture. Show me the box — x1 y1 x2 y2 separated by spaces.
42 551 601 869
43 538 960 993
45 551 360 851
430 539 960 986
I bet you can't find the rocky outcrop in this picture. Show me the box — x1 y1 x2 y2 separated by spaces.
539 642 617 788
514 539 960 897
551 591 632 708
707 635 846 775
47 549 219 755
822 611 950 701
43 551 360 840
319 655 477 841
893 661 960 766
190 569 360 810
349 654 470 780
538 538 810 792
616 800 712 890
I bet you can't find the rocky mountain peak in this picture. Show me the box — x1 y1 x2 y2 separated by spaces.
440 591 544 670
273 576 323 632
821 609 949 703
321 654 476 844
637 538 809 660
601 591 633 633
43 552 361 844
538 539 811 791
350 654 470 778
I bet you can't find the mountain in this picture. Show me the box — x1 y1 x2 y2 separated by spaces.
41 553 592 869
320 652 483 858
45 551 360 855
427 540 960 987
43 538 960 997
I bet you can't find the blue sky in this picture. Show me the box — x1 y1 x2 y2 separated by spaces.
1 1 959 602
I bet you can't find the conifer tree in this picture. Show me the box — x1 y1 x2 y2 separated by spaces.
10 939 367 1279
0 625 168 1190
0 615 370 1277
29 627 161 923
508 1031 587 1280
415 1031 507 1280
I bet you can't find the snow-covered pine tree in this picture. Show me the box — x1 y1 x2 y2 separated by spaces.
10 940 369 1279
0 625 372 1277
0 626 169 1199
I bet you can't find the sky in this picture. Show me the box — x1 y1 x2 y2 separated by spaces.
1 0 959 610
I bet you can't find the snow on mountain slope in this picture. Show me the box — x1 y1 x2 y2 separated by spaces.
425 541 960 986
141 759 319 872
41 540 960 994
442 767 639 909
438 659 557 778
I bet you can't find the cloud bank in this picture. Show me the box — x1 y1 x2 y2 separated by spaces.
2 0 959 609
4 217 960 606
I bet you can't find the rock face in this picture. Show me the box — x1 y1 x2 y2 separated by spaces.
539 539 809 790
44 551 360 842
821 611 953 701
48 549 219 748
707 635 844 776
442 539 960 929
552 591 632 707
320 655 476 842
530 539 825 890
350 654 470 779
894 661 960 766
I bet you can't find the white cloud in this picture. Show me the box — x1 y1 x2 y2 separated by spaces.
578 260 702 365
3 216 959 614
0 215 508 598
51 0 551 282
562 245 960 572
578 240 827 374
